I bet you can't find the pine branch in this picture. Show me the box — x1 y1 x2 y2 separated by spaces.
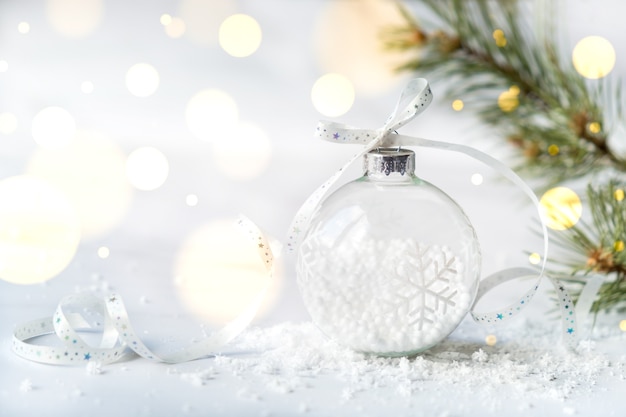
552 181 626 313
382 0 626 185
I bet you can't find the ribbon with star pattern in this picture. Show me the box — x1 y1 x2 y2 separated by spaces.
289 78 578 347
12 216 272 365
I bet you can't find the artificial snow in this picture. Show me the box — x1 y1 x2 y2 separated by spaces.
86 361 103 375
18 379 32 393
167 319 622 410
298 238 475 355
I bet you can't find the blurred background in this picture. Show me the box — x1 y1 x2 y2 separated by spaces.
1 0 625 333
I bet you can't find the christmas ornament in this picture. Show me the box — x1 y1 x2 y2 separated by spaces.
291 78 578 355
297 147 481 355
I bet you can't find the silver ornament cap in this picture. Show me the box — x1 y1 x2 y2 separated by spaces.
364 147 415 180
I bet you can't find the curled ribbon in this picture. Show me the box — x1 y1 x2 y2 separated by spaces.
289 78 578 347
12 216 272 365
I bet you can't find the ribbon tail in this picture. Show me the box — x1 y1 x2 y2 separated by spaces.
287 137 382 252
12 216 274 366
574 273 605 341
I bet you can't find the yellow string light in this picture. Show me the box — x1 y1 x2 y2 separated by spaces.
548 144 559 156
528 253 541 265
588 122 601 134
492 29 507 47
497 88 519 112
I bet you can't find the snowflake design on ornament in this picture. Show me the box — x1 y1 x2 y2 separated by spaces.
384 244 459 330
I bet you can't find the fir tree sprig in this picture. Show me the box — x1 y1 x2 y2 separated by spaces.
550 181 626 313
383 0 626 185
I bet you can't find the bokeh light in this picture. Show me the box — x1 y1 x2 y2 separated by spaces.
0 113 18 135
160 14 172 26
185 194 198 207
31 106 76 149
185 89 238 141
81 81 94 94
0 175 81 285
485 334 497 346
0 60 8 72
211 121 272 180
314 0 409 95
18 22 30 34
539 187 582 230
615 188 625 202
165 17 186 38
219 14 262 57
126 147 169 191
125 63 160 97
26 130 132 239
174 219 280 325
528 252 542 265
548 144 559 156
572 36 616 79
498 86 519 112
179 0 236 46
588 122 601 134
493 29 507 47
97 246 110 259
46 0 103 38
452 99 464 111
311 73 355 117
620 320 626 332
470 173 483 186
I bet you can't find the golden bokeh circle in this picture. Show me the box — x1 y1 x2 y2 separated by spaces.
0 176 81 284
174 219 280 326
572 36 616 79
539 187 582 231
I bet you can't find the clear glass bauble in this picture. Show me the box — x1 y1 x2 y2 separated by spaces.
297 148 481 356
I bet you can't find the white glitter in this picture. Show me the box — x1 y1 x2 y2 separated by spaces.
298 402 310 413
86 361 103 375
179 368 217 387
471 348 488 363
19 379 32 393
563 406 577 415
170 319 621 413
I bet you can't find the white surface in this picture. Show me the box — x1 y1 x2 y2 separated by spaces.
1 1 626 416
